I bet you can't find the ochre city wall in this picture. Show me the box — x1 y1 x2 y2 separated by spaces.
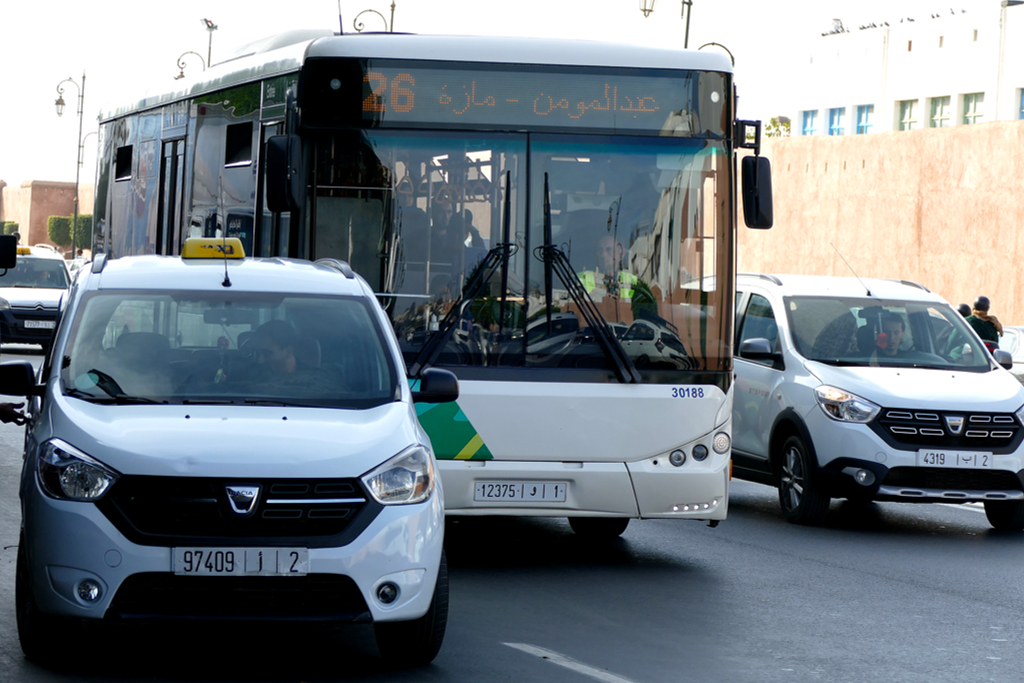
0 181 95 253
739 121 1024 324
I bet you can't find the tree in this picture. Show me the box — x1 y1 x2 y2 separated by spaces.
47 215 92 250
2 222 18 235
765 116 791 138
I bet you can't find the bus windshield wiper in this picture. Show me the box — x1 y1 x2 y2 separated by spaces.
536 173 640 384
408 171 518 378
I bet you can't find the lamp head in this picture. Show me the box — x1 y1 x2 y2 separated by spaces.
55 95 66 117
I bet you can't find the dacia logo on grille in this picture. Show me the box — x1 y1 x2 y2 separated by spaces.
944 415 965 435
225 485 261 516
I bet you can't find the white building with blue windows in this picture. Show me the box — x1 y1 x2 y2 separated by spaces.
794 0 1024 136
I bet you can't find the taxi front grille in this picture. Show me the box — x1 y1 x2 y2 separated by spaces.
106 573 370 621
871 409 1023 453
97 476 380 548
881 467 1024 492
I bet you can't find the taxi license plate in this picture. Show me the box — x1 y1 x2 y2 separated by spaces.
172 547 308 576
916 450 993 469
474 482 567 502
24 320 55 329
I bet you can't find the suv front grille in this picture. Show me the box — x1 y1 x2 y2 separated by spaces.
106 573 370 621
872 409 1023 453
97 476 381 548
881 467 1024 492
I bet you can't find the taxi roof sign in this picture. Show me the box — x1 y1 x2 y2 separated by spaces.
182 237 246 259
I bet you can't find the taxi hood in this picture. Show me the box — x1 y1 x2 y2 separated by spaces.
48 397 425 478
0 287 65 309
805 361 1024 412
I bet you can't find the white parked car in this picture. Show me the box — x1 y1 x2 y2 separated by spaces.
733 274 1024 529
7 239 457 667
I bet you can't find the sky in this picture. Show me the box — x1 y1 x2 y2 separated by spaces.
1 0 958 189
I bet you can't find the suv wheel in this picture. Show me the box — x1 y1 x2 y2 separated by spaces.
374 550 448 667
777 435 830 525
983 500 1024 531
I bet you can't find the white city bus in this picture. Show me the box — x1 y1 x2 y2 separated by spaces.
93 30 773 536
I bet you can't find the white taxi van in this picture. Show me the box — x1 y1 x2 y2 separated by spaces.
0 246 71 351
6 239 457 667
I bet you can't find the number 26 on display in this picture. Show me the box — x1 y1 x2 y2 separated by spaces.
671 387 705 399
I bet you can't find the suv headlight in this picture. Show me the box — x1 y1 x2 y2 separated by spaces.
361 445 435 505
814 385 881 423
37 439 119 501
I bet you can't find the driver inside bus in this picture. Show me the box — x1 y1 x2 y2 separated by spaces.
577 234 637 304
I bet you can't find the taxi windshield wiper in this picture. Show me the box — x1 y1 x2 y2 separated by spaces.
74 369 164 404
65 388 163 405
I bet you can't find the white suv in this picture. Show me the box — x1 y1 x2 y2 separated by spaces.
733 274 1024 529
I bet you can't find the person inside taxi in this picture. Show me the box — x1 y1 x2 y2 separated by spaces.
874 312 906 357
251 320 300 375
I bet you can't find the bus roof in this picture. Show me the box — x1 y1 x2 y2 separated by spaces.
99 32 733 122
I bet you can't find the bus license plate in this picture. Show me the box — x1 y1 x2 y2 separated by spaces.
24 320 54 329
474 482 567 502
916 450 993 469
172 547 308 576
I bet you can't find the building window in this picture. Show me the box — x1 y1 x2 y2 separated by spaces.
802 110 818 135
828 107 846 136
929 97 951 128
898 100 918 131
856 105 874 134
962 93 984 125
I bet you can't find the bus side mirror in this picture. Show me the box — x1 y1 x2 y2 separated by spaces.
0 235 16 270
266 135 302 213
741 155 773 229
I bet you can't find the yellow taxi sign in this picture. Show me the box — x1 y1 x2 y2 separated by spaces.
16 246 32 255
181 237 246 259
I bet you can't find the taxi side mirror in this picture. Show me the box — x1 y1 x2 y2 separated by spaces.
993 348 1014 371
412 368 459 404
0 361 42 397
0 235 16 271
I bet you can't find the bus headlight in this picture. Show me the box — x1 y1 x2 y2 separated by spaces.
37 440 119 501
814 386 880 423
712 432 731 454
362 445 435 505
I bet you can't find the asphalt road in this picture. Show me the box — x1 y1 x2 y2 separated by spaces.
0 344 1022 682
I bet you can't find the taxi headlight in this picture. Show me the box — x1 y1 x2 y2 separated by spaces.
362 445 435 505
0 297 10 310
37 439 119 501
814 385 880 423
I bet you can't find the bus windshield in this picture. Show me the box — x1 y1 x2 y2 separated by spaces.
310 131 731 380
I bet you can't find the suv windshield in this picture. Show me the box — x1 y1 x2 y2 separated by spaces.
61 291 399 408
785 296 992 370
4 257 69 289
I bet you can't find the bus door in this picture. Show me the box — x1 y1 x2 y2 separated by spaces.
156 139 185 256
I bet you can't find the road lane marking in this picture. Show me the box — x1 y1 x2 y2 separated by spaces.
503 643 639 683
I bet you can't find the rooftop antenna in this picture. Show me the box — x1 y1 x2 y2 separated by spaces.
831 242 870 296
338 0 344 34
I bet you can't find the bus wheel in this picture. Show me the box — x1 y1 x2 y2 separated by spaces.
984 500 1024 531
374 551 448 667
777 435 829 525
569 517 629 538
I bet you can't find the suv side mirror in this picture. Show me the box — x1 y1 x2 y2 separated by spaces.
739 337 781 363
412 368 459 404
993 348 1014 371
741 156 773 229
0 361 41 397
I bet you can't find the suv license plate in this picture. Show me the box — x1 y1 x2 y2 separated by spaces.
172 548 308 576
916 450 993 469
474 482 567 502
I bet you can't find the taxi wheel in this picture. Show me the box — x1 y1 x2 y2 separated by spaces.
374 550 449 667
568 517 630 538
16 536 67 666
983 500 1024 531
777 435 830 526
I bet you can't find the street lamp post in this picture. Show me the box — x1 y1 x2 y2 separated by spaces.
202 18 218 66
55 72 86 257
638 0 693 48
175 51 207 80
353 1 396 33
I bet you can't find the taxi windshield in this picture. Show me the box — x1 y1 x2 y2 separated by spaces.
60 291 400 408
3 257 69 289
785 295 992 371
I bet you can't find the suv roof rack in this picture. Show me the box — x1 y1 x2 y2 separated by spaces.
738 272 782 286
